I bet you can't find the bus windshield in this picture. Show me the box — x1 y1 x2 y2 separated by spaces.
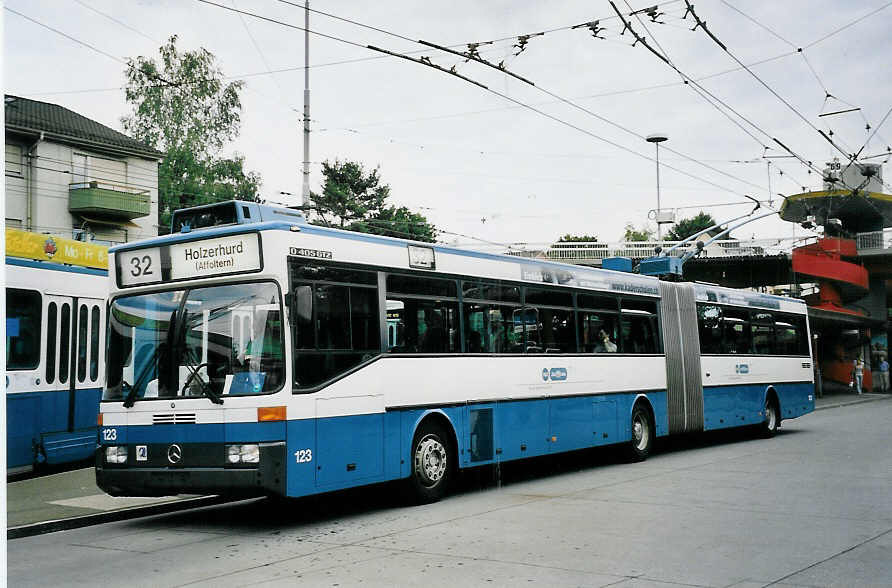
104 282 284 402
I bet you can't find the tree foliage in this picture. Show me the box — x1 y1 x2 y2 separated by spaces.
666 212 724 241
311 160 437 242
122 35 261 232
558 233 598 242
623 223 655 242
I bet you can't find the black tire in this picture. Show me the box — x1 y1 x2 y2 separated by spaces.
758 396 780 438
407 422 454 504
627 403 654 462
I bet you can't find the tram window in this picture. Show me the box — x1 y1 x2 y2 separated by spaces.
90 305 100 381
697 304 723 354
578 293 618 311
463 303 520 353
524 287 572 308
387 298 458 353
721 307 752 354
59 304 71 383
6 288 42 371
77 305 88 383
46 302 57 383
578 311 619 353
525 307 575 353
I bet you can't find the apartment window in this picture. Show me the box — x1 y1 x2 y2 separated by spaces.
6 143 23 177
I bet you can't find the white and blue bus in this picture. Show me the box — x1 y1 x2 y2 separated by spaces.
96 201 814 502
6 230 108 474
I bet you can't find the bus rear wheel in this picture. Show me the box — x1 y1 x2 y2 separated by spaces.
759 396 779 438
627 403 654 462
407 422 453 504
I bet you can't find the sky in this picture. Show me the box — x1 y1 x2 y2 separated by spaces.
4 0 891 249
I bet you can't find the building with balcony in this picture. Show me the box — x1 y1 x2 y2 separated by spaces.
5 95 162 244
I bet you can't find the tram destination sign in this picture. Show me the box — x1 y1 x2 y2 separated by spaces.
116 233 262 288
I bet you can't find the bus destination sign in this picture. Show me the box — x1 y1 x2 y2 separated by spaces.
170 233 261 279
116 233 262 288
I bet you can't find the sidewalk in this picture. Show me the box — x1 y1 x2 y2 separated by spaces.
8 390 890 539
7 467 224 538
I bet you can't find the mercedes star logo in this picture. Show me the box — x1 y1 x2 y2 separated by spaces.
167 444 183 464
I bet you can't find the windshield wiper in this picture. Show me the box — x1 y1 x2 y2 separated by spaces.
123 343 165 408
180 350 223 404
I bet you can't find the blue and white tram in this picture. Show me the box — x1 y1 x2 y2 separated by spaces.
96 201 814 502
6 230 108 474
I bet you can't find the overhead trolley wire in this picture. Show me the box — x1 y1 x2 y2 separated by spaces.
270 1 774 200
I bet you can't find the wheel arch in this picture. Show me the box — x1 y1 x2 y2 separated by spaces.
764 386 781 421
409 410 460 470
628 393 656 432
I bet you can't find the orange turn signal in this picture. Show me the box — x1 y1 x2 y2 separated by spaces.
97 413 103 426
258 406 287 422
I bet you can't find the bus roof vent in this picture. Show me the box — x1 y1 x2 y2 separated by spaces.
170 200 307 233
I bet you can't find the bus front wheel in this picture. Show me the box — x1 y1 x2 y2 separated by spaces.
627 403 654 462
407 422 453 504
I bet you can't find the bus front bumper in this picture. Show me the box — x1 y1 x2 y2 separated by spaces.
95 442 286 497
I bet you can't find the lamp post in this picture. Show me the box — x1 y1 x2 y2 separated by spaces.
646 133 669 244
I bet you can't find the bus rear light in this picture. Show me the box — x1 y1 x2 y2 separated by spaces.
258 406 286 422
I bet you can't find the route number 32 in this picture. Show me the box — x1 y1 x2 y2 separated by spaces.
294 449 313 463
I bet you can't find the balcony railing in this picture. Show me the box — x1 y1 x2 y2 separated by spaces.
68 181 151 220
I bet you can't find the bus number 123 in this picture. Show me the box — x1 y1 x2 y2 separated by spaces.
294 449 313 463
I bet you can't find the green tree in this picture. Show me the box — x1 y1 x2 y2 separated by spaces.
666 212 724 241
623 223 655 242
122 35 261 232
353 206 437 242
311 160 437 242
558 233 598 242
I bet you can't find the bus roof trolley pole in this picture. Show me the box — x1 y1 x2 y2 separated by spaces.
639 206 777 278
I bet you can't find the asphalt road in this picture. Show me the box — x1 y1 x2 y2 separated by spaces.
8 399 892 588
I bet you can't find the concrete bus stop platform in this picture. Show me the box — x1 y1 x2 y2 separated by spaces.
7 391 889 539
7 467 226 539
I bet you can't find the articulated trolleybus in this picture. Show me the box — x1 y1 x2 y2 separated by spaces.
96 201 814 502
7 228 108 474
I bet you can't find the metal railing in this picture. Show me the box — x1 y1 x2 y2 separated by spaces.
452 238 795 264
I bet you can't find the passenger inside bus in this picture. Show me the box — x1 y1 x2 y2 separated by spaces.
594 329 617 353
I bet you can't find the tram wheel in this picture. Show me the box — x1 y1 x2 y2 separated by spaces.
407 421 453 504
627 403 654 462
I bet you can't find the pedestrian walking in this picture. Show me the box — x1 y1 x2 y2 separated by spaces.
854 356 865 394
878 356 889 393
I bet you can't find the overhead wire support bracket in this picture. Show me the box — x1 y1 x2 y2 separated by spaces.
417 40 536 86
609 1 670 65
682 1 726 49
366 45 489 90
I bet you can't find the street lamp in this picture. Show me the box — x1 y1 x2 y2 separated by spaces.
646 133 669 244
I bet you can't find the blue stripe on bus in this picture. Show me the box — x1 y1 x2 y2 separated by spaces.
98 382 812 498
6 257 108 276
7 387 102 468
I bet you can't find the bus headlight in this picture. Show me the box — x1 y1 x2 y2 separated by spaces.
105 446 128 464
227 444 260 464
